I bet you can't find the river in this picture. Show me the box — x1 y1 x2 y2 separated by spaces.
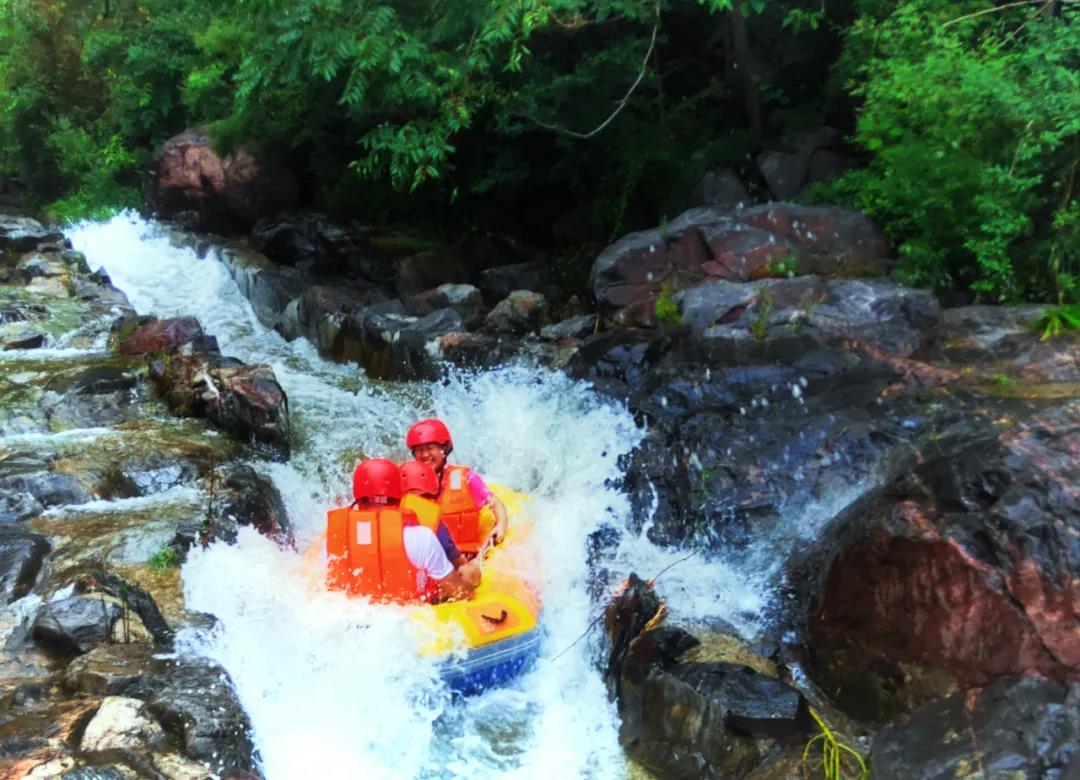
68 213 767 779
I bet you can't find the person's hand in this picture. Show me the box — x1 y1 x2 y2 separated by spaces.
491 517 507 545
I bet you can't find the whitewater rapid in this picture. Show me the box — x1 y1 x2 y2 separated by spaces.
69 214 767 779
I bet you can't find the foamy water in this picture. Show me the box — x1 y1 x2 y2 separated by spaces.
69 213 771 778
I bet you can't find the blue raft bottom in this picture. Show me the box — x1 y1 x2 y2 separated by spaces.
439 625 542 696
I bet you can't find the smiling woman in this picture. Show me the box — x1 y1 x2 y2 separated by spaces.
407 417 509 552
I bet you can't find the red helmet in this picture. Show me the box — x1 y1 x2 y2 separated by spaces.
353 458 402 502
399 460 439 496
406 418 453 453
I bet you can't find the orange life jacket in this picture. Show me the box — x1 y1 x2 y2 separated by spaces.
325 503 433 603
399 493 441 532
437 465 482 554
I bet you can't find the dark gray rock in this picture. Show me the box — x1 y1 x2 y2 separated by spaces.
0 525 49 603
540 314 597 342
0 471 92 508
0 215 66 253
478 262 550 306
871 677 1080 780
482 291 548 335
32 597 122 654
2 331 47 350
689 168 752 211
0 490 43 524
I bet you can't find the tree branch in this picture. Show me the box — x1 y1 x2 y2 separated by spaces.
942 0 1063 28
526 7 660 140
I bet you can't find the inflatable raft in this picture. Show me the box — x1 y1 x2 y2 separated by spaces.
313 485 541 696
412 485 541 695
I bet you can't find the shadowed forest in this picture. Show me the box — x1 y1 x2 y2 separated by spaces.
1 0 1077 303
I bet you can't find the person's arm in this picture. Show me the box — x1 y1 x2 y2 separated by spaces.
435 522 468 568
436 560 481 601
488 494 508 545
405 526 479 601
466 469 509 545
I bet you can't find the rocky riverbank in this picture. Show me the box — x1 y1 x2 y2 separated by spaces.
0 216 290 778
4 202 1080 779
162 195 1080 779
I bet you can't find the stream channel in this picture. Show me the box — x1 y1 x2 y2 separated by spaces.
55 213 771 778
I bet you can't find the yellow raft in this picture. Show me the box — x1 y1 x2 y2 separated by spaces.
412 486 542 694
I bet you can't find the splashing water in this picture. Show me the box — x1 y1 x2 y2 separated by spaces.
68 213 768 778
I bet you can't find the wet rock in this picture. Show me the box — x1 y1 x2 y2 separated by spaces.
756 127 846 200
74 571 174 647
590 203 891 323
146 129 297 232
871 677 1080 780
32 597 122 654
482 290 548 335
0 471 91 509
808 401 1080 717
340 305 465 380
3 331 47 350
0 526 50 602
0 215 66 253
46 366 138 396
540 313 597 342
677 277 941 357
63 646 256 774
149 353 291 459
0 490 43 524
80 696 166 753
127 655 256 774
64 644 162 696
118 316 204 356
605 575 808 778
405 283 485 330
290 283 384 349
201 464 292 547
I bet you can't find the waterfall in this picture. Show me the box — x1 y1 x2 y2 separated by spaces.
69 213 767 779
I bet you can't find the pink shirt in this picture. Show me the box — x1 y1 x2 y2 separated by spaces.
464 468 495 507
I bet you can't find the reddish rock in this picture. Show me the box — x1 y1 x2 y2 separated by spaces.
119 317 203 356
589 203 892 323
809 402 1080 711
147 130 296 232
148 353 290 459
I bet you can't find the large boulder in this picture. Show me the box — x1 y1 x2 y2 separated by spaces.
250 211 398 281
605 575 809 779
0 215 66 253
808 401 1080 718
146 347 291 459
146 129 297 232
589 203 891 325
80 696 166 753
32 597 122 654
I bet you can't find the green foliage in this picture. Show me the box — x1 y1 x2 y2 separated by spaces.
655 284 682 327
764 253 799 278
1035 304 1080 341
147 546 180 571
749 291 773 340
821 1 1080 303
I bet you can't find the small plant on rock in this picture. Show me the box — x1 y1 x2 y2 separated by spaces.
1035 304 1080 341
654 283 682 328
800 707 868 780
749 292 774 341
147 546 180 572
765 254 800 279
